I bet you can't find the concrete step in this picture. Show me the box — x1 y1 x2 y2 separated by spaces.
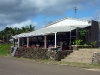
61 49 100 63
66 55 92 59
69 52 93 56
62 59 92 63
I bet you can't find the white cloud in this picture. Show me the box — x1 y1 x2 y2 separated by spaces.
6 20 44 30
0 0 100 31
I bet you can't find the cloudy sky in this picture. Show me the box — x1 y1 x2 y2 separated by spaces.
0 0 100 31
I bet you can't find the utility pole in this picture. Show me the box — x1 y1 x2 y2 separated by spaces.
74 7 77 18
74 7 78 40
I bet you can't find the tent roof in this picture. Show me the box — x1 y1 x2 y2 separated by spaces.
13 18 91 38
15 25 90 38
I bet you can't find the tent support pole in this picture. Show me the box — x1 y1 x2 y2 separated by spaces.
18 38 20 48
55 32 57 48
44 35 47 48
27 37 29 48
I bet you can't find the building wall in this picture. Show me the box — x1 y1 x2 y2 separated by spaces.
79 20 99 46
98 22 100 47
90 20 99 46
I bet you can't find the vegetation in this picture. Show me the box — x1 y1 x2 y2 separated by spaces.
73 39 83 45
72 29 98 48
91 41 97 47
0 43 12 56
0 24 35 55
79 29 88 45
0 24 35 42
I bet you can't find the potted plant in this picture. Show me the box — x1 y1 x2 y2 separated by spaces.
72 39 83 50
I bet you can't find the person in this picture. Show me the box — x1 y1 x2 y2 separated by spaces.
60 41 63 50
62 41 68 50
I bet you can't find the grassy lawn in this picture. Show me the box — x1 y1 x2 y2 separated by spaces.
0 43 12 56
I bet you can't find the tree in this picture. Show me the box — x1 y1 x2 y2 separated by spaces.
79 29 88 44
0 31 5 42
0 24 35 42
21 27 28 33
29 24 35 31
4 27 13 42
21 25 35 33
13 27 21 35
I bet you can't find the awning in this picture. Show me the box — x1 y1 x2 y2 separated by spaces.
28 26 72 36
28 24 91 36
16 24 90 38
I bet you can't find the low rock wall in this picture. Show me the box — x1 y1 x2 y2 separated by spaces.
47 50 73 61
92 52 100 64
16 47 48 59
13 47 73 61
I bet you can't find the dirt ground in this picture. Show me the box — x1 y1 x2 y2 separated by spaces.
0 56 100 75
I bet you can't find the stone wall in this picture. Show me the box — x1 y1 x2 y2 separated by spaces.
47 50 73 61
92 52 100 64
14 47 73 61
16 47 48 59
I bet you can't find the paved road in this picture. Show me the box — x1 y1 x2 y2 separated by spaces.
0 56 100 75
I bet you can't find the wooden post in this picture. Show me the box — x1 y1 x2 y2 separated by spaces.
18 38 20 47
13 38 15 47
55 32 57 48
44 35 47 48
27 37 29 47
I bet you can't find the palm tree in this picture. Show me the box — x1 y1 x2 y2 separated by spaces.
21 27 28 33
21 25 35 33
13 27 21 35
29 24 35 31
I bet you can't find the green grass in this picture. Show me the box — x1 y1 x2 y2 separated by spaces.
33 59 100 69
0 43 12 56
42 60 100 69
17 58 100 69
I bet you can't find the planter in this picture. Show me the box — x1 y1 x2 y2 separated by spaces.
72 45 79 50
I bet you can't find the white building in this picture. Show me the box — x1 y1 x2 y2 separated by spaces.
13 17 99 48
